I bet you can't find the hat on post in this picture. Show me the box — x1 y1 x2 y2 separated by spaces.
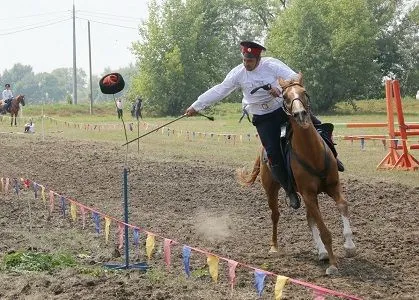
99 73 125 94
240 41 266 58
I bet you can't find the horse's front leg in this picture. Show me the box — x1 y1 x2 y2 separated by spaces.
328 185 356 257
304 194 338 275
306 209 328 261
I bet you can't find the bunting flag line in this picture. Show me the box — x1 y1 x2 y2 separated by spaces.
274 275 289 300
207 255 219 283
146 233 155 260
11 177 362 300
182 245 191 278
254 270 267 297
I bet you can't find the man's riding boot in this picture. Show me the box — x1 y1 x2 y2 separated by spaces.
270 165 301 209
317 124 345 172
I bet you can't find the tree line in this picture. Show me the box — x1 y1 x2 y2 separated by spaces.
129 0 418 115
1 0 418 116
0 64 137 105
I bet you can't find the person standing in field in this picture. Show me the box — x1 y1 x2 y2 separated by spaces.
116 99 123 119
185 41 344 210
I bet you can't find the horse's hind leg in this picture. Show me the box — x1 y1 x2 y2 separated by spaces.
261 164 280 253
329 186 356 257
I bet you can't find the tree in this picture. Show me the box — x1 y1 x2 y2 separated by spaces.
130 0 276 116
267 0 381 111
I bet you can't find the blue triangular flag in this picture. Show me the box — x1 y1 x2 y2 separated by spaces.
13 178 19 195
182 245 191 278
254 270 267 297
60 196 66 216
133 228 140 246
33 182 38 199
92 212 100 233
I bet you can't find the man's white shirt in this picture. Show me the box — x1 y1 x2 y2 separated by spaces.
191 57 297 115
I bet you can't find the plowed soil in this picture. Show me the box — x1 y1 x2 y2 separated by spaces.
1 133 418 299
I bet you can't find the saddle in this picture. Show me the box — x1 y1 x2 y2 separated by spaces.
262 122 338 188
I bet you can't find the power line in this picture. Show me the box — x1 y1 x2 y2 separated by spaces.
0 10 70 21
77 12 141 24
0 15 71 32
77 9 142 21
76 17 139 30
0 18 72 36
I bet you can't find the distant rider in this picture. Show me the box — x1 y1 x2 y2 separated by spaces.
2 83 13 112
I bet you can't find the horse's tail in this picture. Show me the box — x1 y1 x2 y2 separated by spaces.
236 154 261 186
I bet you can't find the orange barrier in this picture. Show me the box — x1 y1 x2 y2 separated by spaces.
377 80 419 171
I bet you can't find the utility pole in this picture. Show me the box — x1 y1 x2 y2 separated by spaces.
72 1 78 105
88 21 93 114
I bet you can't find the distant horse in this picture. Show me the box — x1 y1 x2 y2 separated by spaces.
2 95 25 126
238 73 356 275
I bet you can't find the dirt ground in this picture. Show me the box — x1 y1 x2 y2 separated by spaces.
1 133 418 300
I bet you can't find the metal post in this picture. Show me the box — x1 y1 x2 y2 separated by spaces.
88 21 93 114
123 167 129 268
72 2 78 105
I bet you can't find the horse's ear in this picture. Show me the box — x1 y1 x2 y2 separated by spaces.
278 77 286 87
297 72 303 84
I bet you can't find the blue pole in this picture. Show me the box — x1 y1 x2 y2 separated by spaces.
123 167 129 268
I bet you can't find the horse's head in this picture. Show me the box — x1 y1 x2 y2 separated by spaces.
17 95 25 106
278 73 311 128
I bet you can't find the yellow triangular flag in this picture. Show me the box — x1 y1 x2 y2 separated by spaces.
41 186 46 202
70 202 77 222
207 255 219 283
146 234 155 260
274 275 289 299
104 217 111 244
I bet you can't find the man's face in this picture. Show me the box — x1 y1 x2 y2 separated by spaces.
242 57 259 71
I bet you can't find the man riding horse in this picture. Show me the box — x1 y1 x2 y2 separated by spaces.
185 41 344 210
1 83 13 113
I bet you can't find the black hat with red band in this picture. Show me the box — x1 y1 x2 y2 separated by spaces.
240 41 266 58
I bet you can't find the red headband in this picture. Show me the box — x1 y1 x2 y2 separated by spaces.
241 45 263 58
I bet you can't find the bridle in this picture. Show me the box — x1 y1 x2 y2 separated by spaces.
281 82 311 116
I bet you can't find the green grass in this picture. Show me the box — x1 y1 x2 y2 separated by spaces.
1 99 419 187
2 251 76 272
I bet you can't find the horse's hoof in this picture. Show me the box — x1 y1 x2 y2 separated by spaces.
344 247 356 257
318 252 329 261
269 246 278 253
325 265 339 276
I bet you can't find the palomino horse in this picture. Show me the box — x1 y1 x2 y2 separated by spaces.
238 73 356 275
2 95 25 126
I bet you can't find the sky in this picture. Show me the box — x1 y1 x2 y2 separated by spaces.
1 0 149 76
